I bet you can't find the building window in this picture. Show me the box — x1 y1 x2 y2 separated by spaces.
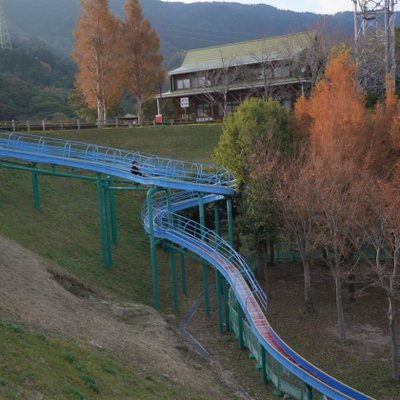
176 78 190 90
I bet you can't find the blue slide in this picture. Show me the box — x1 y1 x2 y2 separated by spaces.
0 131 374 400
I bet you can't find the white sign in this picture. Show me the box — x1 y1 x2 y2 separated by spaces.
180 97 189 108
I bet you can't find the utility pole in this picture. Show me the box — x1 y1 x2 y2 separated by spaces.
352 0 397 93
0 0 12 49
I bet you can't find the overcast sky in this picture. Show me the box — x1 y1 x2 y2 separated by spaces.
161 1 355 15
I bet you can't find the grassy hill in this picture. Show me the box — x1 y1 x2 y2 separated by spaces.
0 125 223 305
0 125 399 400
0 124 247 400
0 318 218 400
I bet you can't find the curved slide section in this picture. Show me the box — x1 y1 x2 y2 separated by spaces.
0 131 373 400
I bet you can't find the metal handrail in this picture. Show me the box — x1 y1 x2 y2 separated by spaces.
0 131 373 400
0 131 236 189
141 191 269 315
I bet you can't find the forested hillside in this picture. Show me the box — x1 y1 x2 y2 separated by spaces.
4 0 355 61
0 47 75 121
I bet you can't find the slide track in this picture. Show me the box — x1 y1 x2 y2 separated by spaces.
0 131 374 400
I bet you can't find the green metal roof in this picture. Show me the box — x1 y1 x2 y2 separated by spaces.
170 31 313 76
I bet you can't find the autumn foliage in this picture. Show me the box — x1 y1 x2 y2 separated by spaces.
73 0 164 124
72 0 123 125
123 0 164 125
294 49 371 163
291 49 400 374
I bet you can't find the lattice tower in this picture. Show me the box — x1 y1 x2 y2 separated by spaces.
352 0 397 93
0 0 12 49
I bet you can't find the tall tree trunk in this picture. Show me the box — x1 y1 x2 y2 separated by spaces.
97 99 104 127
388 296 399 379
103 102 107 126
334 274 346 342
137 96 143 125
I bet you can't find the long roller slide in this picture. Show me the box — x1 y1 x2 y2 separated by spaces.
0 131 374 400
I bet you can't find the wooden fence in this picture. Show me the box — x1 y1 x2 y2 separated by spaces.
0 117 217 133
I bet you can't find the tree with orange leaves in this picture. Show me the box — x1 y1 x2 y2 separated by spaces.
72 0 123 126
365 74 400 182
122 0 164 125
295 48 371 163
292 49 371 341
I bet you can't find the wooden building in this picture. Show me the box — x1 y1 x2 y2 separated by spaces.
157 31 314 122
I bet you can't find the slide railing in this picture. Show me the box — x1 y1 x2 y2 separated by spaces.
0 131 374 400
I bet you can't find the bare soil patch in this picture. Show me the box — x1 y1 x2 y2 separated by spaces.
0 236 236 399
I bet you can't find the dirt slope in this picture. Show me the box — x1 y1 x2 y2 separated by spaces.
0 236 234 399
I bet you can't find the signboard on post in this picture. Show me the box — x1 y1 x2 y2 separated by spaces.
155 114 163 124
180 97 189 108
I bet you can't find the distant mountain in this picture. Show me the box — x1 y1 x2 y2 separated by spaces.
3 0 356 68
0 47 75 120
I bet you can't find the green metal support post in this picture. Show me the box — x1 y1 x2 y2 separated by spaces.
177 219 187 295
96 174 112 268
31 164 40 209
261 345 269 384
237 303 245 349
306 385 313 400
199 194 210 316
103 179 112 266
147 187 160 310
216 270 223 334
180 252 187 295
166 190 178 312
225 197 235 332
214 202 223 333
108 177 118 246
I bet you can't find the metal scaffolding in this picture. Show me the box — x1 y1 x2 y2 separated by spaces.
353 0 397 93
0 0 11 49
